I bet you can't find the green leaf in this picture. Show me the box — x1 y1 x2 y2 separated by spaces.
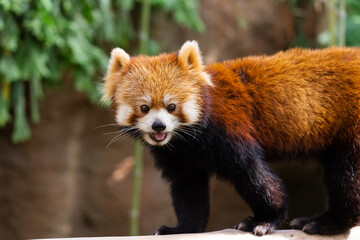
0 0 206 142
117 0 134 11
172 0 205 33
30 77 41 123
30 45 50 78
0 0 30 15
98 0 116 41
0 0 11 11
0 11 5 31
0 56 22 81
11 82 31 143
0 13 19 51
150 0 174 9
39 0 52 11
347 0 360 13
346 15 360 46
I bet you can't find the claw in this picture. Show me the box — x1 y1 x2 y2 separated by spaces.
290 213 354 235
235 216 277 236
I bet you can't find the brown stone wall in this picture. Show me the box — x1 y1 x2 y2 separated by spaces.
152 0 295 61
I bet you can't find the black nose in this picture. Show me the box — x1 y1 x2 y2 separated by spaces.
152 120 166 132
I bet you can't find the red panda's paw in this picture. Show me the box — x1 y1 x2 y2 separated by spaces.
234 216 276 236
290 214 353 235
153 225 196 235
234 216 256 232
253 223 276 236
153 225 175 235
290 217 311 230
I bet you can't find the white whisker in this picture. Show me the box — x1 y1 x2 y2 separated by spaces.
106 127 144 148
103 130 123 135
94 123 118 129
164 141 174 151
172 131 187 141
107 134 123 148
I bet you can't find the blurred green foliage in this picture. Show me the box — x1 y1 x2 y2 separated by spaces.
151 0 205 33
287 0 360 47
0 0 204 143
345 0 360 46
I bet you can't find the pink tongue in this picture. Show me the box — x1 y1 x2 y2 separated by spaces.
154 132 166 141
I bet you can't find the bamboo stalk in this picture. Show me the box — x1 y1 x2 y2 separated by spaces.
0 82 11 127
138 0 150 54
130 140 144 236
30 77 41 123
130 0 151 236
338 0 346 46
12 82 31 143
327 0 337 46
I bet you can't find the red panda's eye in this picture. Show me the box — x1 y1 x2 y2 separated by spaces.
167 104 176 112
140 105 150 113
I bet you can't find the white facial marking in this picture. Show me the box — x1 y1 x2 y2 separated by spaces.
138 109 179 132
163 94 172 106
139 94 151 105
137 109 180 146
116 104 133 125
182 97 201 123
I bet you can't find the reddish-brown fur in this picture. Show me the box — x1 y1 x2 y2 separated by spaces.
207 47 360 154
104 43 360 236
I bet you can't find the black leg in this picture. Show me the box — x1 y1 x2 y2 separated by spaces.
229 157 287 236
291 144 360 235
154 170 210 235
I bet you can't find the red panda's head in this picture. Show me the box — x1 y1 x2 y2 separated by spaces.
103 41 213 146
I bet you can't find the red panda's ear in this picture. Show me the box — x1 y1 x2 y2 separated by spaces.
178 41 213 87
102 48 130 101
178 41 203 71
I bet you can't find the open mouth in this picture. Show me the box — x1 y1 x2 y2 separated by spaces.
149 132 168 143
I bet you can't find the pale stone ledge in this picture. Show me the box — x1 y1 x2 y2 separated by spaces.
34 227 360 240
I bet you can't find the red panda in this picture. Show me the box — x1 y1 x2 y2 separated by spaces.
103 41 360 236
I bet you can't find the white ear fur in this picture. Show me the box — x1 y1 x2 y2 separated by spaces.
178 41 203 70
102 48 130 101
110 48 130 69
178 41 213 87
